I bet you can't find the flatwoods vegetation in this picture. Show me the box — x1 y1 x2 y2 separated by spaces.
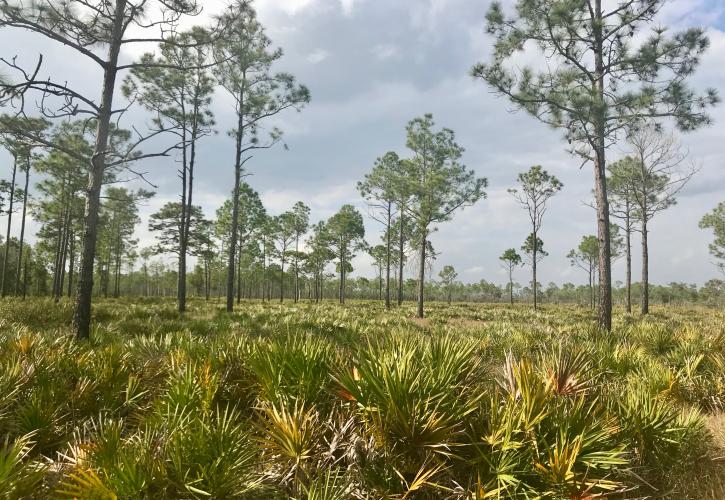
0 299 724 499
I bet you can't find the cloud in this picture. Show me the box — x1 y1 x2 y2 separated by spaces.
372 44 399 60
307 48 330 64
339 0 358 17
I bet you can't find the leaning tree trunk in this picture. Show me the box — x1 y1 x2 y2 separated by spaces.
15 159 30 296
73 0 126 340
416 228 426 318
641 218 649 315
1 155 17 298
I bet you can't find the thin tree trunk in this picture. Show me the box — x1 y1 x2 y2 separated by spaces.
57 207 71 302
1 155 17 297
532 232 538 311
280 254 285 303
339 247 345 304
294 235 299 303
14 159 31 296
67 232 75 298
385 201 391 309
641 218 649 314
625 208 632 313
262 242 267 303
73 0 126 340
178 111 188 313
416 229 426 318
237 248 242 304
509 269 514 305
397 214 404 306
52 210 63 298
226 74 246 313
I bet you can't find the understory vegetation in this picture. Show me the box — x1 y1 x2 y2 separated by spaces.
0 298 724 499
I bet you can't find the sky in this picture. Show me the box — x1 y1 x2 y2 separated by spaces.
1 0 724 287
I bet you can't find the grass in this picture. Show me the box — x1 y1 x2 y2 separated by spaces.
0 297 723 498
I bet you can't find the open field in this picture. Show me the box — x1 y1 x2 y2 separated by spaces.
0 299 724 499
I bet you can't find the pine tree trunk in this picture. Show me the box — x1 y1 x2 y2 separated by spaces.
294 235 299 303
592 0 612 331
237 248 242 304
397 213 404 306
625 209 632 313
509 269 514 305
57 207 71 302
385 201 391 309
73 0 126 340
226 79 246 313
641 218 649 314
15 159 30 296
416 229 426 318
178 119 188 313
339 248 345 304
67 232 75 298
280 254 285 303
532 233 538 311
1 155 17 297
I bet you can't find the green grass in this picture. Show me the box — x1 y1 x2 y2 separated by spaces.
0 298 723 498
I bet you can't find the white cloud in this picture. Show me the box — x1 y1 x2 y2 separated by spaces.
307 48 330 64
258 0 316 15
372 44 399 60
340 0 358 17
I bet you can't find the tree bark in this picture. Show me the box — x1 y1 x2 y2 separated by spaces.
73 0 126 340
532 232 538 311
56 204 71 302
397 213 404 306
294 235 299 303
280 254 285 302
226 76 246 313
178 106 188 314
625 207 632 313
339 245 345 304
237 247 242 304
416 229 426 318
67 231 75 298
385 201 391 309
509 269 514 305
15 158 30 296
641 218 649 314
1 155 17 297
592 0 612 331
